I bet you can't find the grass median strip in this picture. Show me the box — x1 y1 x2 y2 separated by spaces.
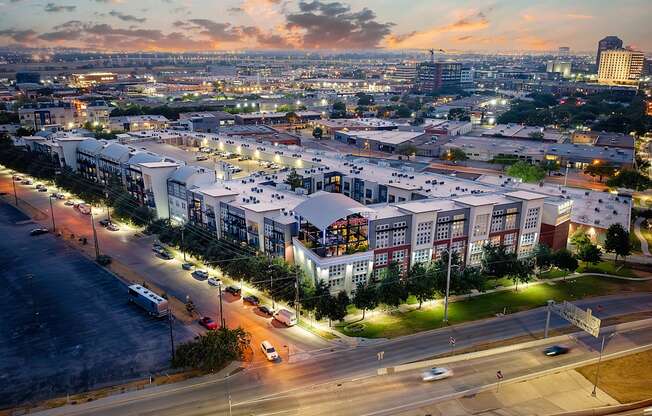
336 275 652 339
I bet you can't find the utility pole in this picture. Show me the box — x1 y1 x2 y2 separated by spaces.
90 210 100 259
443 225 454 324
181 228 186 262
11 175 18 205
168 311 175 361
218 281 225 328
105 188 111 224
544 300 554 338
294 267 300 324
563 164 570 187
592 333 615 397
48 195 56 232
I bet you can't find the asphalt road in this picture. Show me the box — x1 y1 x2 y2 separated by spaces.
0 201 192 407
0 169 334 366
34 315 652 416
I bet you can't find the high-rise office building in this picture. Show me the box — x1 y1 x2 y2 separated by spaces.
415 62 462 93
596 36 623 68
597 49 644 85
558 47 570 57
15 71 41 84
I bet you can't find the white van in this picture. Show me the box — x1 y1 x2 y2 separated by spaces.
273 309 297 327
260 340 278 361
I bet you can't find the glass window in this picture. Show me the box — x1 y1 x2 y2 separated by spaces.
473 214 489 237
376 231 389 249
413 248 431 264
375 253 388 266
524 207 540 230
416 221 433 245
392 228 406 246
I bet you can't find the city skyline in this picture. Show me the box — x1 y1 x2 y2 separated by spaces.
0 0 650 53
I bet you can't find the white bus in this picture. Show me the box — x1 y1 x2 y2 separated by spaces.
128 284 169 317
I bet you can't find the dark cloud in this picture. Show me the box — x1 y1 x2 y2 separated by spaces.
286 1 393 49
109 10 147 23
0 29 37 43
44 3 77 12
182 18 292 49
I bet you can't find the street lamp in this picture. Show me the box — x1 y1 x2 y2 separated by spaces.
592 332 616 397
48 194 56 232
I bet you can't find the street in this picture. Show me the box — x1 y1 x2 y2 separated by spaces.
0 168 335 367
33 318 652 416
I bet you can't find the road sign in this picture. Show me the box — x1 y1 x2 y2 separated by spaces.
551 300 601 338
449 336 456 345
496 370 503 380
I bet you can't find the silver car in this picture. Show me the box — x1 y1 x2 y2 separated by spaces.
421 367 453 382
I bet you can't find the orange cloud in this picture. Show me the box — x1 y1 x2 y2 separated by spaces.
386 10 490 49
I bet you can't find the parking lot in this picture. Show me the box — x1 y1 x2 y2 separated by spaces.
0 201 192 407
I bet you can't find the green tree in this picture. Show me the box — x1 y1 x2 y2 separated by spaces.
533 243 553 272
171 327 250 372
457 267 486 294
604 223 631 263
540 160 560 176
528 131 545 140
447 108 470 121
377 263 408 308
443 147 468 162
507 161 545 183
576 242 602 265
285 168 303 190
397 143 418 160
407 262 437 309
606 169 652 191
584 163 616 182
353 282 378 320
510 259 534 291
356 94 374 106
395 105 412 118
551 248 579 276
481 244 517 279
328 291 350 323
331 101 347 118
312 126 323 139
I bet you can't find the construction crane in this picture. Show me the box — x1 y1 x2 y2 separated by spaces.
428 48 446 62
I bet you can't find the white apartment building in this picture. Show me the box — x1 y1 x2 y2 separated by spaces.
598 49 645 85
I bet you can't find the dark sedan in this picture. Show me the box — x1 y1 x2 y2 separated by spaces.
543 345 570 356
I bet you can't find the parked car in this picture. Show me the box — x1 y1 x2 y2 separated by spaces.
191 270 209 280
64 200 75 206
260 340 279 361
243 295 260 306
106 223 120 232
99 219 111 227
258 305 274 316
181 262 194 270
154 247 173 260
12 175 22 181
29 228 49 236
421 367 453 382
199 317 218 330
51 193 66 200
224 285 241 296
543 345 570 356
207 277 222 287
37 187 48 192
21 179 32 185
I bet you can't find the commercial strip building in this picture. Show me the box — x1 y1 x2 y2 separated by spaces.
18 129 632 294
436 135 634 169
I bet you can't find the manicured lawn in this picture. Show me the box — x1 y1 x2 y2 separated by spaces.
538 268 571 280
336 275 652 339
483 277 514 290
577 261 638 278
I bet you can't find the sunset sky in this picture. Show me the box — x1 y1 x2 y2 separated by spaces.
0 0 649 52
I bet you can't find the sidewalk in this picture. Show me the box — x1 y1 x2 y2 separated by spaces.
634 216 651 256
394 370 618 416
